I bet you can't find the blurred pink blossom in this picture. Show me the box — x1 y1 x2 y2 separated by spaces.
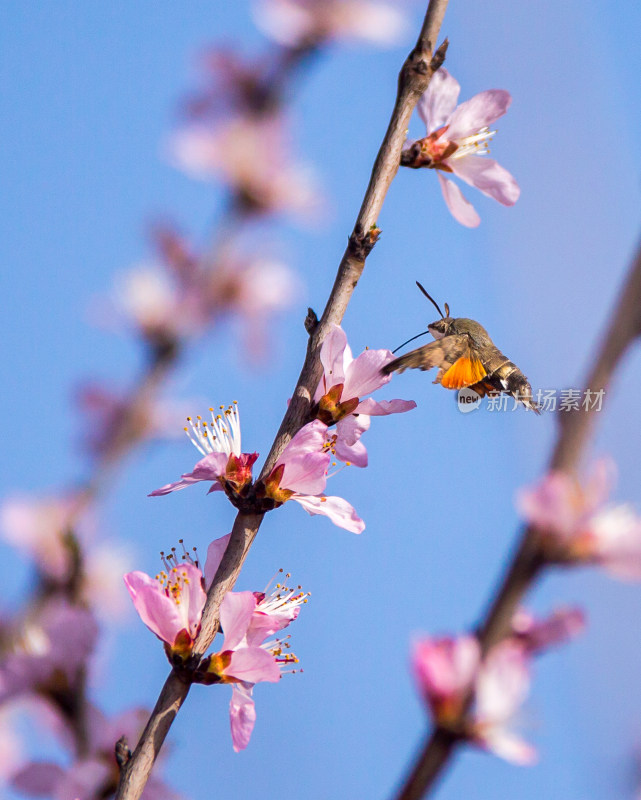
517 460 641 579
314 324 416 466
170 116 319 218
124 551 206 660
76 383 193 459
511 607 586 654
470 641 536 765
11 704 179 800
0 601 98 705
262 420 365 532
0 493 131 619
0 494 82 582
412 635 480 725
402 68 519 227
149 402 258 499
253 0 407 47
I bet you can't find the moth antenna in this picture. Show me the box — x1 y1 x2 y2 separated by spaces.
415 281 446 319
444 302 450 318
391 329 432 354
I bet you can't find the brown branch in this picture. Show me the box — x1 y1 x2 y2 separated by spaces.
394 235 641 800
115 3 451 798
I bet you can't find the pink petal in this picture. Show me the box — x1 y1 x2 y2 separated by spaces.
417 68 461 133
355 398 417 416
292 494 365 533
412 636 480 700
204 533 232 588
437 173 480 228
446 89 512 140
336 413 370 447
11 762 65 795
230 685 256 752
342 348 393 399
123 571 184 645
245 611 292 647
475 642 530 725
148 452 228 496
276 421 328 473
226 647 281 683
334 415 370 467
175 562 208 636
54 759 112 800
281 451 330 495
591 505 641 580
512 607 585 653
449 156 520 206
317 324 348 398
220 591 257 651
334 436 368 468
477 730 538 765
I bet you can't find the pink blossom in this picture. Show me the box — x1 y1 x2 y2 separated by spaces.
203 587 303 751
402 68 519 227
511 607 586 654
11 705 178 799
124 549 206 659
0 494 82 582
170 116 318 219
261 420 365 532
76 382 193 459
314 324 416 466
517 460 641 579
149 402 258 499
0 600 98 704
254 0 407 47
470 641 536 765
412 635 480 725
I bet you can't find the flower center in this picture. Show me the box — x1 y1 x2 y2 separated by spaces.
448 127 495 160
184 401 241 457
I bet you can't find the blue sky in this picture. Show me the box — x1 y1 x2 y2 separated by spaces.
2 1 641 799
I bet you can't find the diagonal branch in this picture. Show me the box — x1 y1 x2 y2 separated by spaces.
115 3 451 798
393 234 641 800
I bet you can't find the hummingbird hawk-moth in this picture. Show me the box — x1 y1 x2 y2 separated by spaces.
382 282 540 413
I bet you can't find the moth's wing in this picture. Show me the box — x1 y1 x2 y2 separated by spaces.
439 348 487 390
468 379 499 398
382 334 471 376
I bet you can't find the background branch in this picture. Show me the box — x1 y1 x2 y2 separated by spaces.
393 234 641 800
115 2 450 798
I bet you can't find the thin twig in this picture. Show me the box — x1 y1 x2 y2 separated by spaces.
394 236 641 800
115 3 450 798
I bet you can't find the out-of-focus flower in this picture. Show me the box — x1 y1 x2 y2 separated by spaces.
0 495 82 583
124 545 206 660
0 708 24 782
202 585 304 751
260 420 365 532
253 0 407 47
517 460 641 579
149 402 258 501
182 48 268 121
170 116 319 218
11 704 179 800
76 383 193 460
511 607 585 654
402 68 519 227
470 641 536 764
0 600 98 705
412 635 480 726
0 493 132 620
313 324 416 467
